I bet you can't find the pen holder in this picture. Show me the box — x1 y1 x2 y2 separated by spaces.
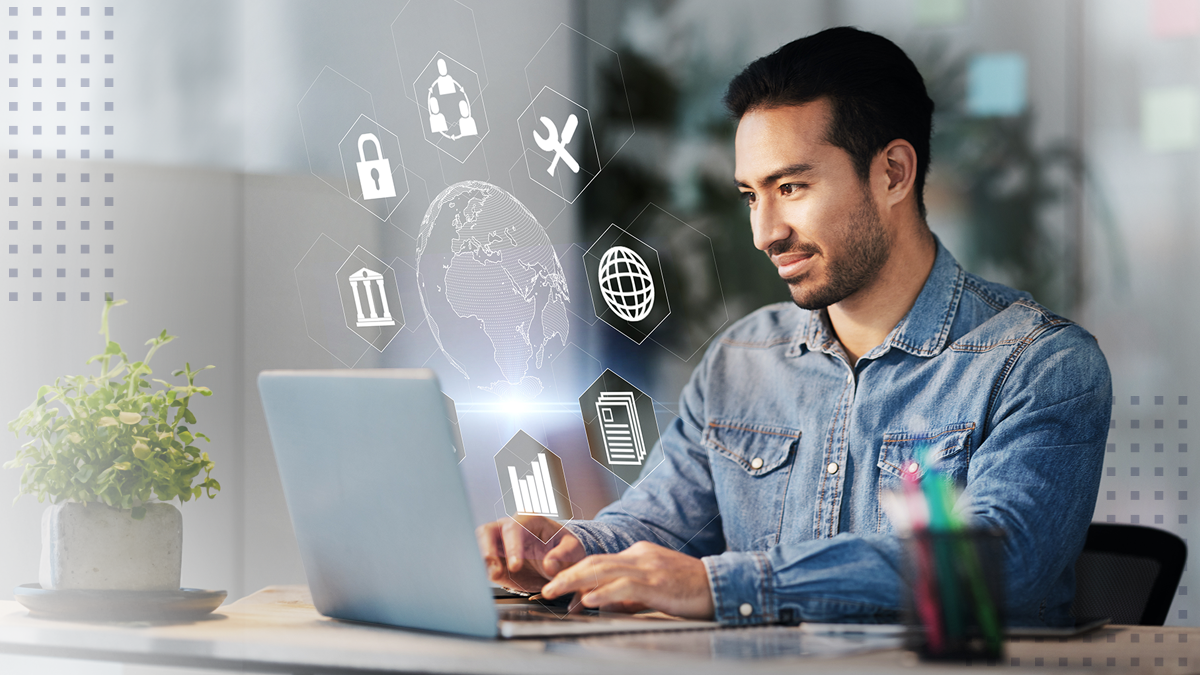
901 528 1006 661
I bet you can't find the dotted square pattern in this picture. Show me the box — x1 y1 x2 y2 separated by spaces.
4 4 115 302
1100 394 1194 624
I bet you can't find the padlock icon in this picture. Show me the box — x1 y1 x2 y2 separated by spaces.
356 133 397 200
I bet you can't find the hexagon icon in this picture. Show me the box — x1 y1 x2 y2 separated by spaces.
579 369 663 488
413 52 488 164
295 234 373 368
494 431 574 527
583 224 670 345
523 23 635 170
517 87 601 204
626 203 731 363
297 66 376 198
444 393 466 463
336 246 405 352
338 114 410 222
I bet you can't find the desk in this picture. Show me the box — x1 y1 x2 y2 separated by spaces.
0 586 1196 674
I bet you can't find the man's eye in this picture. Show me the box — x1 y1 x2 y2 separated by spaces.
780 183 806 195
739 191 757 205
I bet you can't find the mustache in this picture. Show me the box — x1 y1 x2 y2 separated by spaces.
767 239 821 259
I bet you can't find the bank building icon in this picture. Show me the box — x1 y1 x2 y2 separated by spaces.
347 267 396 328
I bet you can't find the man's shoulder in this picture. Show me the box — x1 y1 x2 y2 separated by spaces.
715 301 807 349
953 272 1096 352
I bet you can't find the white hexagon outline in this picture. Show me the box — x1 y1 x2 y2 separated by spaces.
336 245 406 353
557 244 599 326
577 367 665 489
294 233 373 369
492 430 576 545
516 86 601 205
337 114 411 222
391 0 490 100
297 66 378 199
614 413 724 554
630 203 732 363
523 23 636 170
412 51 488 164
583 223 672 346
549 340 603 403
489 492 584 554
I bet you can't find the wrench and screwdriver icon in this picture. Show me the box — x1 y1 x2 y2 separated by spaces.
533 114 580 176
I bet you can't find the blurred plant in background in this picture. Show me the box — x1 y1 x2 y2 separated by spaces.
581 7 786 378
915 41 1125 316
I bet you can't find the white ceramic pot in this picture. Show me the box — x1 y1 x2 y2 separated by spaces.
39 502 182 591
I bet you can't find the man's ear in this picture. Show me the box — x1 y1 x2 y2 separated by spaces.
878 139 918 210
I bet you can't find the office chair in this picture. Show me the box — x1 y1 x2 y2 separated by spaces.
1071 523 1187 625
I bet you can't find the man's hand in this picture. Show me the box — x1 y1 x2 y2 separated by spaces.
540 541 715 619
475 516 585 593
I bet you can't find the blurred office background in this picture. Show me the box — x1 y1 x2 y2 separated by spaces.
0 1 1196 659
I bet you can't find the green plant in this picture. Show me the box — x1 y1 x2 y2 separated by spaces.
5 299 219 518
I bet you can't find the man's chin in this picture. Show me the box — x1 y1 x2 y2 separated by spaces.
786 278 843 312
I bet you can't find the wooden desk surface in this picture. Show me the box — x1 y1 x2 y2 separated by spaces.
0 586 1196 674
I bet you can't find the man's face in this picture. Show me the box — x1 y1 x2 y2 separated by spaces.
734 100 890 311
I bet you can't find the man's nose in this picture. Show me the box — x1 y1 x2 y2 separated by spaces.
751 197 791 253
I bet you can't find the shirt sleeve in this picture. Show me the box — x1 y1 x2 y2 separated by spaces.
573 322 1112 627
566 345 726 559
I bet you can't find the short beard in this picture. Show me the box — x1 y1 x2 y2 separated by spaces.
773 192 891 311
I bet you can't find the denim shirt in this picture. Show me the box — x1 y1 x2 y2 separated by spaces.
566 241 1111 627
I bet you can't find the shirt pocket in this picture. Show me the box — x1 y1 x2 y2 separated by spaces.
704 420 800 476
703 420 800 550
876 422 975 532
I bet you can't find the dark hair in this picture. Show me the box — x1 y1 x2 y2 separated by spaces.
724 27 934 219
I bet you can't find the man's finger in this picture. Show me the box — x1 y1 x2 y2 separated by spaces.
542 554 632 598
540 555 598 597
580 576 640 609
475 523 505 575
543 533 584 576
500 519 534 574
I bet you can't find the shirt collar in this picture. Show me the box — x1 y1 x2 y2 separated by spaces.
787 237 965 359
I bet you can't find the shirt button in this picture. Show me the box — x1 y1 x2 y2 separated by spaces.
750 457 764 470
907 463 919 474
739 603 753 617
827 462 839 474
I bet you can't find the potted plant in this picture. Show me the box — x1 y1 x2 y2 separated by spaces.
6 299 220 592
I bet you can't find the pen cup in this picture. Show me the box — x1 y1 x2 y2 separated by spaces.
901 528 1006 661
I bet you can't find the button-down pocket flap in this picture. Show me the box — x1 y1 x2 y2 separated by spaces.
704 421 799 476
878 423 975 481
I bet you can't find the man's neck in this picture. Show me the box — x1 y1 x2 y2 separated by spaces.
827 229 937 367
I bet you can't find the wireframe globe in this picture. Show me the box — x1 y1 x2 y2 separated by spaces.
597 246 655 323
415 181 569 399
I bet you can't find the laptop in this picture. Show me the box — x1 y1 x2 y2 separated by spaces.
257 369 718 638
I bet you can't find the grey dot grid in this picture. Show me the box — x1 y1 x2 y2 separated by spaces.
1101 394 1194 624
1002 629 1193 666
3 5 115 303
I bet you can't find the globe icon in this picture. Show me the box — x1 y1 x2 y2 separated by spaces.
597 246 656 323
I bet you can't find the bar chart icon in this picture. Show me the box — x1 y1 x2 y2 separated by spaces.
493 431 573 521
506 453 560 517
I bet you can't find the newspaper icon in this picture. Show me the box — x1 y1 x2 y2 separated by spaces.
595 391 648 466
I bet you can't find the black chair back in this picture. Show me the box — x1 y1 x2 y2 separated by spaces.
1071 523 1187 626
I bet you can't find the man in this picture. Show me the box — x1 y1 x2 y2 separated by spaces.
477 27 1110 626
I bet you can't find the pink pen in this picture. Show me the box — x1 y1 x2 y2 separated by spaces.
902 463 944 654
